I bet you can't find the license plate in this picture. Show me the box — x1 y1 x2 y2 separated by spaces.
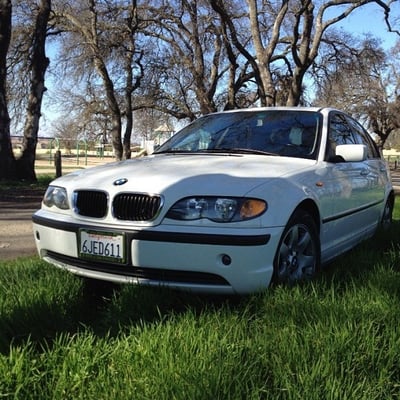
79 230 126 263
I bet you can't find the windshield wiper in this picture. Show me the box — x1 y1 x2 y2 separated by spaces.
200 148 279 156
155 148 279 156
154 149 193 154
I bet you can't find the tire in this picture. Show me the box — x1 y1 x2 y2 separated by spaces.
381 196 394 231
273 209 320 285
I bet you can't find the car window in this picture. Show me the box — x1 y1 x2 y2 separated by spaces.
326 113 381 161
326 114 351 161
326 113 361 161
329 114 357 144
345 116 381 159
156 110 321 160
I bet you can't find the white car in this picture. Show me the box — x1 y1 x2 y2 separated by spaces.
33 107 394 294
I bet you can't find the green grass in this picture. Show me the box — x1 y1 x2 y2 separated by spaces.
1 204 400 399
35 165 84 170
0 174 54 190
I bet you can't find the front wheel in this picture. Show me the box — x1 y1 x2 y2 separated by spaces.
273 210 320 285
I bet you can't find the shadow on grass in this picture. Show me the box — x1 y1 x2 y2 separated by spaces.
0 263 245 355
1 218 400 355
322 218 400 279
312 218 400 315
80 277 247 337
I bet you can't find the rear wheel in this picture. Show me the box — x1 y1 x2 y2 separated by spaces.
381 196 394 230
273 210 320 285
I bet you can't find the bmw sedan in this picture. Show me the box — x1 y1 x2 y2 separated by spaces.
32 107 394 294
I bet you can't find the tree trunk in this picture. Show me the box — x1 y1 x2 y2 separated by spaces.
123 79 133 160
89 0 122 160
122 10 138 161
287 71 305 106
16 0 51 181
103 83 122 161
0 0 16 180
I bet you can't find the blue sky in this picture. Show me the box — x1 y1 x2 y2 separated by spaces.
336 2 399 49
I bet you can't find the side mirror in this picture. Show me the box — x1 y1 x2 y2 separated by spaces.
335 144 367 162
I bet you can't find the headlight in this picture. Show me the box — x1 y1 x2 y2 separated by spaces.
166 197 267 222
43 186 70 210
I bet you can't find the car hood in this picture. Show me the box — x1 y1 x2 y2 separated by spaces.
55 153 314 197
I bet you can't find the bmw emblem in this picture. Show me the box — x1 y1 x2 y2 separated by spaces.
113 178 128 186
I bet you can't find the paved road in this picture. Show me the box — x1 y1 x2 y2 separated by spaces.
0 200 41 261
391 169 400 187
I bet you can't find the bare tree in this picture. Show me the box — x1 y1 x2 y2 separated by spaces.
367 42 400 147
319 38 383 105
53 0 144 160
15 0 51 181
141 0 228 119
0 0 15 180
0 1 16 180
0 2 53 182
48 0 397 139
369 97 400 148
54 0 123 159
119 0 143 159
316 37 400 147
210 0 394 107
208 0 261 109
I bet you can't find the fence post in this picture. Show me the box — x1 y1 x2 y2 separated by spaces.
54 150 62 177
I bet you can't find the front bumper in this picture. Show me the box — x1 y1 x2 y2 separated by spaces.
32 211 283 294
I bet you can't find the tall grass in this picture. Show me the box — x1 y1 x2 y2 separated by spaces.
1 204 400 399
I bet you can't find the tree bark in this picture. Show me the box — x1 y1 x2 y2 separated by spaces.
16 0 51 181
87 0 123 160
0 0 16 180
123 1 142 160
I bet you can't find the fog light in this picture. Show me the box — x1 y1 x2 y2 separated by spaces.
221 254 232 266
35 231 40 240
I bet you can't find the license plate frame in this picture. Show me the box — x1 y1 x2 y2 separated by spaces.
79 229 126 264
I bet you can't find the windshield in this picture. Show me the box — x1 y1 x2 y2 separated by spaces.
155 110 321 159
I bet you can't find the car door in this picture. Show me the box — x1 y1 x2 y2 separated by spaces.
344 114 386 221
321 112 376 254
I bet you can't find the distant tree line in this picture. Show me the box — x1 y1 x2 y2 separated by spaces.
0 0 399 181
